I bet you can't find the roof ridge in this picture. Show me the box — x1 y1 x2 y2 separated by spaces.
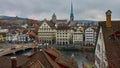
37 60 45 68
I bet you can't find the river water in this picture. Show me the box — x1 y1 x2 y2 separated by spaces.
13 49 94 68
60 50 94 68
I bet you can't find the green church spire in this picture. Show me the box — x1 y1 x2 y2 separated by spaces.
70 2 74 17
52 13 56 17
52 13 56 23
69 1 74 26
70 1 74 22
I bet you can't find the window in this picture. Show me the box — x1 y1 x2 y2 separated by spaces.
97 44 100 52
95 55 100 68
100 32 101 39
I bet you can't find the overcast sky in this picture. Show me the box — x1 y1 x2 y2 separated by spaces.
0 0 120 21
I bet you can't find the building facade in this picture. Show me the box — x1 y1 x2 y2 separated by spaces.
5 30 31 43
85 27 96 45
95 10 120 68
56 24 72 45
95 27 108 68
38 20 56 45
73 26 83 45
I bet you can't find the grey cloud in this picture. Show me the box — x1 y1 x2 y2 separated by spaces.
0 0 120 21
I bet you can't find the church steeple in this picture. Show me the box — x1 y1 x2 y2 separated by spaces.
52 13 56 23
69 1 74 26
53 13 56 17
70 2 74 22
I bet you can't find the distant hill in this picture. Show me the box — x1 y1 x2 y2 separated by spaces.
74 20 97 24
0 16 98 24
0 16 27 20
0 16 11 19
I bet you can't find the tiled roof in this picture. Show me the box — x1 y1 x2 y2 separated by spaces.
22 60 43 68
43 47 78 68
57 24 71 30
39 20 56 29
0 47 78 68
91 27 97 32
22 51 54 68
0 56 29 68
47 22 56 29
56 19 67 23
22 29 28 34
72 26 84 32
99 21 120 68
22 47 78 68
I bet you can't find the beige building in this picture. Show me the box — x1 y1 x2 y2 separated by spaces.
0 35 4 42
85 27 96 45
38 20 56 45
56 24 72 45
38 3 84 46
73 26 84 45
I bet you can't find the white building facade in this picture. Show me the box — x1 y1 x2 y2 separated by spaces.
38 20 56 45
38 20 85 46
56 26 72 45
95 27 108 68
6 33 30 43
73 26 83 45
85 27 96 45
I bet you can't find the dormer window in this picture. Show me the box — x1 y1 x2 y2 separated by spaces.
115 31 120 39
109 31 120 40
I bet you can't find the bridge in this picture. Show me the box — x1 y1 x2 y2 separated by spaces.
0 44 95 56
0 45 35 56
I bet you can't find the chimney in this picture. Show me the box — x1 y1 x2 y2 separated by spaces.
106 10 112 28
11 57 17 68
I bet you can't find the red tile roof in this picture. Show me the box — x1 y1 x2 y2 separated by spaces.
0 56 29 68
99 21 120 68
0 47 78 68
43 47 78 68
39 20 56 29
56 19 67 23
22 51 54 68
57 24 71 30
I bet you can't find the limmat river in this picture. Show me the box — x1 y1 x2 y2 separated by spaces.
60 50 94 68
11 49 94 68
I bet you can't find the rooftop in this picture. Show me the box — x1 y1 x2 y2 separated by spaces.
0 47 78 68
99 21 120 68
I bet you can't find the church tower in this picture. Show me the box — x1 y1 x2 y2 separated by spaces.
69 2 74 26
70 2 74 22
52 13 57 23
